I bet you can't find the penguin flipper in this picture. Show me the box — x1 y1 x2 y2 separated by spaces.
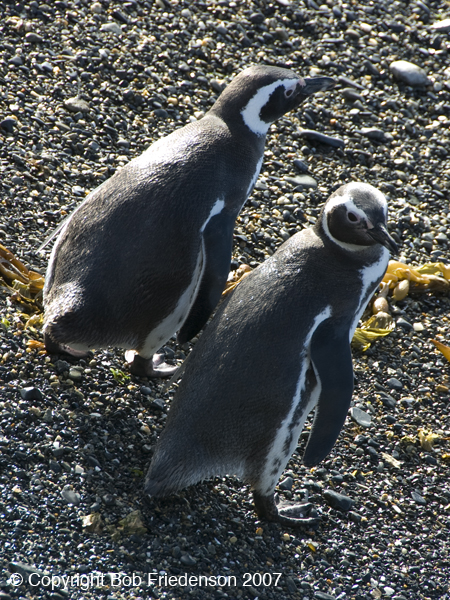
177 210 235 344
302 319 354 467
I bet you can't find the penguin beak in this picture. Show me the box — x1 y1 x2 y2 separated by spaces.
301 76 336 96
367 223 399 255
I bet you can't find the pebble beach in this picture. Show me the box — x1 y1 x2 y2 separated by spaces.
1 1 450 599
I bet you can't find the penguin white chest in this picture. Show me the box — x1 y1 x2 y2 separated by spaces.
257 306 332 495
137 249 204 359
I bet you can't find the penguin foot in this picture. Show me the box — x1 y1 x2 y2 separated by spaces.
44 333 92 358
253 491 320 529
128 352 178 378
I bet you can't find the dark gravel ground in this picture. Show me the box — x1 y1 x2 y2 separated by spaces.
1 0 450 599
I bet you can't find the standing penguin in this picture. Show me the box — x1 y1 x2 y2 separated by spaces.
42 66 335 377
145 182 398 526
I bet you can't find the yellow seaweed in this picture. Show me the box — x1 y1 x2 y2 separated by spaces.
431 339 450 363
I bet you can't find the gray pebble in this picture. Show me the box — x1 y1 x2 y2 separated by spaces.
61 489 81 505
69 368 83 382
390 60 430 87
350 406 372 427
54 360 71 374
288 174 317 188
279 476 294 490
293 159 309 173
411 491 426 505
298 129 345 148
180 553 197 566
64 97 90 113
323 489 354 511
387 378 403 390
396 317 413 331
100 22 122 35
20 386 43 402
314 591 336 600
359 127 387 141
25 31 44 44
1 116 18 133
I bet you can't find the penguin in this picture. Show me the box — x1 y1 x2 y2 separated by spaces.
42 65 335 377
145 182 399 526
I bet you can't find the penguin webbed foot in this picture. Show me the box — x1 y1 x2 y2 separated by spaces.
44 333 92 359
128 352 178 378
253 491 320 529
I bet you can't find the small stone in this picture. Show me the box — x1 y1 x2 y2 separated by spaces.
210 79 225 93
279 476 294 490
386 378 403 390
64 97 90 113
54 360 70 374
154 108 169 119
49 460 62 474
289 174 317 189
314 591 336 600
140 386 152 395
360 127 386 141
61 489 81 505
396 317 413 330
69 368 83 381
384 587 395 597
43 408 53 423
350 407 372 427
9 55 23 66
293 158 308 173
1 116 18 133
413 322 425 332
150 398 166 411
390 60 430 86
180 554 197 566
323 489 354 511
250 12 265 24
20 386 43 401
379 392 397 409
100 22 123 35
431 18 450 33
348 510 362 523
411 491 426 505
91 2 102 14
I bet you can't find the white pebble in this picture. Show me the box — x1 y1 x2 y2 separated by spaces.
413 322 425 332
390 60 430 86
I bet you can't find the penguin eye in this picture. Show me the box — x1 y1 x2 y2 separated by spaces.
347 212 359 223
284 84 296 99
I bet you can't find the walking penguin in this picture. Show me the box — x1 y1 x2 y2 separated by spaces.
42 65 335 377
145 182 399 526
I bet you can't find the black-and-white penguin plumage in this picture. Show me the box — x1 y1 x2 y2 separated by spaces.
42 65 335 376
145 182 398 526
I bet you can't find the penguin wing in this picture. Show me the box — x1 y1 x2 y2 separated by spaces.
302 318 354 467
177 209 235 344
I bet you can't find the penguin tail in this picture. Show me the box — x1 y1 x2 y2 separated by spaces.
145 448 188 497
145 443 210 498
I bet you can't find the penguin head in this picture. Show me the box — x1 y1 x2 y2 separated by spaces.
320 182 399 254
211 65 335 137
